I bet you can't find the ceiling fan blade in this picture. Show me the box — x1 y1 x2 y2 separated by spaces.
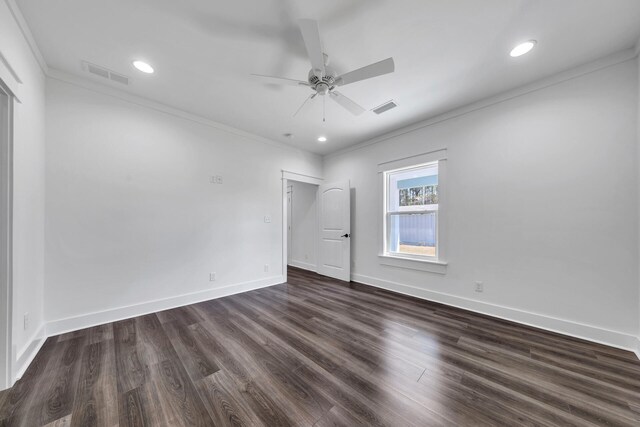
294 93 317 117
251 74 309 87
330 91 366 116
298 19 326 78
335 57 395 86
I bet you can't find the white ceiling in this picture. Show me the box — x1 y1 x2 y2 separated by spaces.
17 0 640 154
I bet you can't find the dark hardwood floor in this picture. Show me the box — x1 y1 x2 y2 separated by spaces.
1 267 639 426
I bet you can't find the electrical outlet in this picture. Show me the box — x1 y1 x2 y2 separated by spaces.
475 281 483 293
264 216 271 223
23 313 29 330
264 264 269 272
210 272 216 281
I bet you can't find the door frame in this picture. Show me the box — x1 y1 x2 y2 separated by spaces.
286 185 292 265
0 79 14 390
281 170 323 283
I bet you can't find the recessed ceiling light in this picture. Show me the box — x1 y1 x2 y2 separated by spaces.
510 40 536 57
317 136 327 143
133 60 154 74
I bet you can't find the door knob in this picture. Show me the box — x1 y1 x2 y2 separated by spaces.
341 233 350 238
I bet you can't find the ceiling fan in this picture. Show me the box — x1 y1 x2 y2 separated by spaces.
251 19 395 121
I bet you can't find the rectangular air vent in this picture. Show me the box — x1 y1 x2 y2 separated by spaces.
108 72 129 85
82 61 129 85
87 63 109 79
372 100 397 114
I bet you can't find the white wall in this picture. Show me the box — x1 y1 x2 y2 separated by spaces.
44 77 322 330
288 181 317 271
324 57 639 350
0 0 46 380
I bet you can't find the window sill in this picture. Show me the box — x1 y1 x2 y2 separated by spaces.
378 254 448 274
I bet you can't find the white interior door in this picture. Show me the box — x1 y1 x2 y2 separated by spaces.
317 180 350 281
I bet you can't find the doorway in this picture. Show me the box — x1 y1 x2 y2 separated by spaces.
281 171 352 283
281 171 322 283
286 181 318 271
0 80 13 390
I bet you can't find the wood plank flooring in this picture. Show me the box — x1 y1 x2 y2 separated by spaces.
1 266 639 426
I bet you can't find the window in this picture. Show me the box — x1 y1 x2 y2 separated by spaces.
378 149 447 273
384 162 439 260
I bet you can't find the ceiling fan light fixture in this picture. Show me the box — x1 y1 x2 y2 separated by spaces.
317 136 327 143
133 60 154 74
510 40 537 57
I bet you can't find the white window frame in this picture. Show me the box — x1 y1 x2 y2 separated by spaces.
378 149 447 274
385 163 439 260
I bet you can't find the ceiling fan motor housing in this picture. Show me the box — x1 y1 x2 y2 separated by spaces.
308 68 336 95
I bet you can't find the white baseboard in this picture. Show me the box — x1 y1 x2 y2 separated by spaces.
13 272 639 381
13 323 46 383
14 276 284 385
288 260 316 272
46 275 284 337
352 273 638 355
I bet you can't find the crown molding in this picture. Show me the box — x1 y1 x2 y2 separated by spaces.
5 0 316 157
5 0 639 161
325 48 639 159
46 69 319 156
3 0 48 76
0 50 21 85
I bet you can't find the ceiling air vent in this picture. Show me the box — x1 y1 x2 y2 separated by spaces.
108 72 129 85
82 61 129 85
372 100 397 115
